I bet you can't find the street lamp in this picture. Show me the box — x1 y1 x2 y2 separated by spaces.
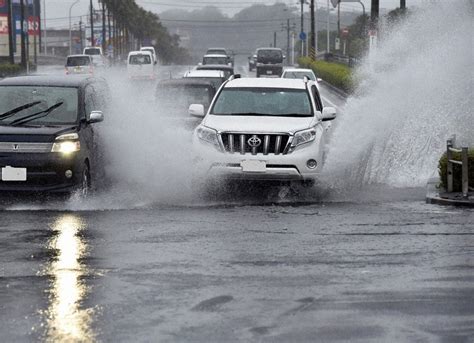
69 0 80 55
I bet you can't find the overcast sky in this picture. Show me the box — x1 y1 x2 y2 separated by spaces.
44 0 428 29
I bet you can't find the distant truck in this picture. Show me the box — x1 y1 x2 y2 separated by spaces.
255 48 284 78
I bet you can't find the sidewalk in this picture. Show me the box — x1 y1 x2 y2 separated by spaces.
426 177 474 207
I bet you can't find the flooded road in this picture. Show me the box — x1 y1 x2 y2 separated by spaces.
1 190 473 342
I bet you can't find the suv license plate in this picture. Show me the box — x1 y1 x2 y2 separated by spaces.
241 160 266 173
1 166 27 181
266 70 272 74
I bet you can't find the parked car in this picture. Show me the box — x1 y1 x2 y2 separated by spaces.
183 70 227 89
155 78 217 130
282 68 322 83
0 75 109 195
190 77 336 185
248 54 257 71
255 48 284 78
65 55 93 75
127 51 155 80
195 64 234 79
140 46 158 65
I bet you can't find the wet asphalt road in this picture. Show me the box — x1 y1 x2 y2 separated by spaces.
1 190 473 342
1 62 473 342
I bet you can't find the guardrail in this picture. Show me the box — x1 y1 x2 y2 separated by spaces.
446 136 469 198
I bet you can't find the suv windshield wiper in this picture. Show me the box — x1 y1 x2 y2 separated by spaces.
0 101 42 121
218 112 310 117
8 102 64 126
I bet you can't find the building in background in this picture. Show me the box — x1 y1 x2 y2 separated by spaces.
0 0 41 63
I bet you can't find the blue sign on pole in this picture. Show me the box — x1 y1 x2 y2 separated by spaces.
299 32 307 41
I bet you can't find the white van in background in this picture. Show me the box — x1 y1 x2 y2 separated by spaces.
127 51 155 80
140 46 158 65
83 46 107 68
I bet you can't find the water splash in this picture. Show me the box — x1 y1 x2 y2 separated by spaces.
325 1 473 188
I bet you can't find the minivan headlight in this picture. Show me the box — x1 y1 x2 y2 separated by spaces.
51 133 81 153
196 125 221 150
292 127 316 148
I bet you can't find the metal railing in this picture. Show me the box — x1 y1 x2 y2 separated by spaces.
446 136 470 198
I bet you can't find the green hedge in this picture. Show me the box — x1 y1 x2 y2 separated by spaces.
438 149 474 192
0 64 22 78
298 57 353 93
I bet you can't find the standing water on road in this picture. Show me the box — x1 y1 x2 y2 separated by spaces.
324 1 473 189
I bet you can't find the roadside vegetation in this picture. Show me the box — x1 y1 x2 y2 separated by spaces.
298 57 353 93
0 64 22 78
438 149 474 191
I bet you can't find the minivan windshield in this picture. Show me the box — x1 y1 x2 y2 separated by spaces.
0 86 79 125
211 88 312 117
257 49 283 63
67 56 91 66
129 55 151 65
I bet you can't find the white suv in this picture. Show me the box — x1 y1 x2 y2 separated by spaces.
190 77 336 184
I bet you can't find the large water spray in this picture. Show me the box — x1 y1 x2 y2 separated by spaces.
324 1 473 188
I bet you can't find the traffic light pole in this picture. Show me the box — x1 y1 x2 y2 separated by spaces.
90 0 94 46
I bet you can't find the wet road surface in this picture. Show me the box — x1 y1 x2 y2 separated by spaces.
1 189 473 342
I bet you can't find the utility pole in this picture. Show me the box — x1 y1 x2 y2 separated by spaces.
7 0 14 64
79 19 83 52
400 0 406 9
281 19 295 65
273 31 277 48
43 0 47 54
326 0 330 53
20 0 27 70
90 0 94 46
371 0 379 29
102 1 106 52
310 0 315 59
300 0 304 56
33 0 37 66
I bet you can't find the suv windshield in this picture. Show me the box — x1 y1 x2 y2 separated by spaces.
0 86 79 125
84 48 101 55
67 56 91 66
129 55 151 65
257 50 283 63
211 88 312 117
283 71 315 81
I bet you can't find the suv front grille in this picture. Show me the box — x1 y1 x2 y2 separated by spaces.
221 133 290 155
0 142 52 153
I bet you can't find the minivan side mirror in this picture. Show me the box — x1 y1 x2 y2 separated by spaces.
321 107 336 121
88 110 104 123
188 104 205 118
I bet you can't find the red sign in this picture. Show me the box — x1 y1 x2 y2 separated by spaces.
28 16 39 36
341 28 349 38
0 0 5 8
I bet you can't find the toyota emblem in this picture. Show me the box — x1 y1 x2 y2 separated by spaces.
247 135 262 148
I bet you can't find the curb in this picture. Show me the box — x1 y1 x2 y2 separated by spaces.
320 80 349 99
425 177 474 208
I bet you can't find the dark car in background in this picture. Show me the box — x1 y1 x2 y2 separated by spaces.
248 53 257 71
205 47 234 66
155 78 217 130
0 76 109 196
256 48 284 78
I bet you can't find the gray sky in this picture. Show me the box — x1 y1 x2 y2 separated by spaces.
45 0 428 29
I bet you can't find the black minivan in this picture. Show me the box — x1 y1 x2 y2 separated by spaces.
0 75 109 196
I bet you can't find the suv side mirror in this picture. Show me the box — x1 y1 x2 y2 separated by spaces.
321 107 336 121
88 110 104 123
188 104 205 118
317 78 323 82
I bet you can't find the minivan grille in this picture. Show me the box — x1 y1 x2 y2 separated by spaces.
221 133 290 155
0 142 52 153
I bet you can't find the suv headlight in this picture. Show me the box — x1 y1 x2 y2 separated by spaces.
196 125 221 151
291 127 316 149
51 133 81 153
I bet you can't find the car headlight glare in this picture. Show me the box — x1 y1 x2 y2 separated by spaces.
196 125 221 150
51 133 80 153
292 127 316 148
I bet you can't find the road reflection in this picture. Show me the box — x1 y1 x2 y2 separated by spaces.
43 214 95 342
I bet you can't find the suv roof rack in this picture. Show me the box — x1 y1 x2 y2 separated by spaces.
229 74 241 80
